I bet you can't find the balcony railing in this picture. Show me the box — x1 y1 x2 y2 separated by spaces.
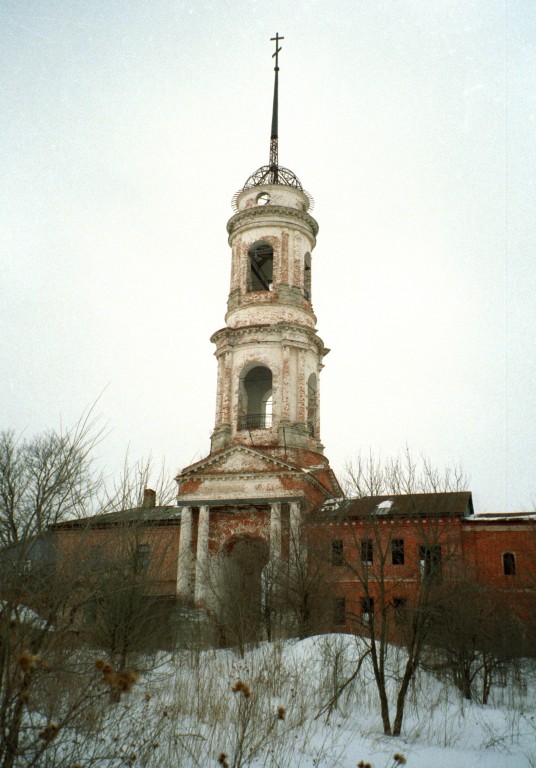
238 413 273 430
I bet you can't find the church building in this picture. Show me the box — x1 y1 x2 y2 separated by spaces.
51 36 536 645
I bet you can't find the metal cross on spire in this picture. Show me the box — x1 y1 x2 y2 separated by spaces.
238 32 307 198
269 33 284 179
271 32 284 71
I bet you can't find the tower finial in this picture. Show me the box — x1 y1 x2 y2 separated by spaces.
239 32 308 196
269 33 284 182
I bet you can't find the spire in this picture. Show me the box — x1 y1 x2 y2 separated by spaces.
238 34 310 199
269 33 284 181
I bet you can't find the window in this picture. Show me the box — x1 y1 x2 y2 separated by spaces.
391 539 405 565
361 597 374 625
419 545 442 583
503 552 516 576
84 600 97 626
304 252 312 300
393 597 408 625
247 242 273 291
331 540 344 566
361 539 373 565
333 597 346 626
136 543 150 573
89 546 101 571
307 373 317 437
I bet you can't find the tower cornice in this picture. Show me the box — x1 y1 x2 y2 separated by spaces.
210 322 330 358
227 204 319 238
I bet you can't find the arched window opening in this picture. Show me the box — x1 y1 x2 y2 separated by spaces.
503 552 516 576
247 242 274 292
307 373 317 437
304 252 312 300
239 366 273 430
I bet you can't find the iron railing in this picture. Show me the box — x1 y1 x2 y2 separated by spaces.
238 413 273 430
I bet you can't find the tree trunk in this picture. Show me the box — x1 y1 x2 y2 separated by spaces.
393 659 415 736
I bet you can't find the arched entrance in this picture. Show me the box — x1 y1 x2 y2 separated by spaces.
218 536 269 650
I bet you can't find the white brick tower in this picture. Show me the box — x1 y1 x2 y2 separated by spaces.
175 36 341 606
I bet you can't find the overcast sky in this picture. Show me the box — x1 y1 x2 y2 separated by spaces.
1 1 535 512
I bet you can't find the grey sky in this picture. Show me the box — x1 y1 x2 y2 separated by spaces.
1 1 535 511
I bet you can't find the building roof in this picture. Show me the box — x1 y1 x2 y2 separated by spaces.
318 492 474 520
50 505 181 531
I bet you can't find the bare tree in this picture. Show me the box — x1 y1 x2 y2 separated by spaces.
427 583 524 704
0 420 170 767
278 521 333 640
318 448 470 736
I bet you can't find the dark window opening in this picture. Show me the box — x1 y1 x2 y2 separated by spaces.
361 539 373 565
419 545 442 583
393 597 408 625
333 597 346 626
331 540 344 566
503 552 516 576
84 600 97 626
392 539 405 565
136 543 150 573
89 546 101 571
361 597 374 625
247 242 274 292
304 252 312 300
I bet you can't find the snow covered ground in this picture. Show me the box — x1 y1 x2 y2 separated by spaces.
85 634 534 768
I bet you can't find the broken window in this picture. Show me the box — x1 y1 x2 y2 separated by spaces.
393 597 408 625
239 366 273 430
136 543 150 573
361 597 374 625
247 241 274 292
419 545 442 583
331 539 344 566
361 539 373 565
391 539 405 565
333 596 346 626
503 552 516 576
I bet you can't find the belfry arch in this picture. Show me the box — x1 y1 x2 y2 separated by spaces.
239 365 273 430
247 241 274 292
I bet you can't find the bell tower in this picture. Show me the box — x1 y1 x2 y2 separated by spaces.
175 36 341 605
212 33 325 455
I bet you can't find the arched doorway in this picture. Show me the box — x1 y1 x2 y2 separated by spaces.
218 536 269 650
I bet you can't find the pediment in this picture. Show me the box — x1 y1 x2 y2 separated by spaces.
178 446 298 478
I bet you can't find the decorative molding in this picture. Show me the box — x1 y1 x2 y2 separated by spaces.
227 205 319 237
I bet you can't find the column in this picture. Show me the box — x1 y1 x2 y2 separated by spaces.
289 501 302 570
215 353 223 426
195 506 210 605
281 345 290 421
270 503 282 564
177 507 193 599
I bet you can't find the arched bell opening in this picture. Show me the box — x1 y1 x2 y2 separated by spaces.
238 365 273 430
247 241 274 292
